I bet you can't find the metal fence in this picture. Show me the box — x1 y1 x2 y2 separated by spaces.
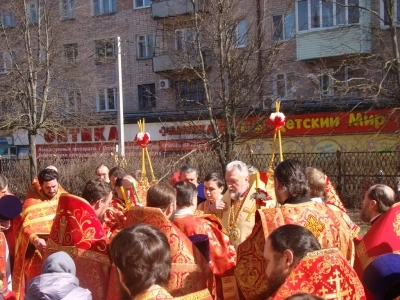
240 151 400 208
1 151 399 208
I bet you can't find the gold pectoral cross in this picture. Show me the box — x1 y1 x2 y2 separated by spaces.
243 203 257 222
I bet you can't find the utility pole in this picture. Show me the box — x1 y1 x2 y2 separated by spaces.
117 36 125 161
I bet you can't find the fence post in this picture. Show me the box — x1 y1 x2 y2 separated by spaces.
336 150 342 196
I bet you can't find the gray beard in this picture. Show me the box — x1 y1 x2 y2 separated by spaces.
230 191 241 201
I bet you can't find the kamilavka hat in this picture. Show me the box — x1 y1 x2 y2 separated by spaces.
362 253 400 300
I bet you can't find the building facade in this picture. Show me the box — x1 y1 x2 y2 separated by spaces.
0 0 399 157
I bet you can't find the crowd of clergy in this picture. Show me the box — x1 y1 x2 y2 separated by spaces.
0 158 398 300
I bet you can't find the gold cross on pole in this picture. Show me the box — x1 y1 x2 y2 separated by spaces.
243 203 257 222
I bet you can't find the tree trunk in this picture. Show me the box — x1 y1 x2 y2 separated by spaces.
387 0 400 92
28 131 37 182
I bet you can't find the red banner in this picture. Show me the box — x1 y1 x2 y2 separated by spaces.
240 109 399 136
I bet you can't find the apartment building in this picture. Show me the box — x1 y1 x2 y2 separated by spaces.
0 0 399 157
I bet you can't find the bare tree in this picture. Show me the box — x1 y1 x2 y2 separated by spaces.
152 0 287 172
302 0 400 104
0 0 102 180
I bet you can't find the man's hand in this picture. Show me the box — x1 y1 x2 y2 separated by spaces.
33 238 46 253
0 220 10 231
208 199 227 212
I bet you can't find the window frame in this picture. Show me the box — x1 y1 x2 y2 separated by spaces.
26 2 38 24
320 67 352 96
174 79 205 107
64 90 81 113
137 34 154 59
380 0 400 27
297 0 360 32
97 88 117 112
134 0 152 9
138 84 156 109
273 73 295 100
175 28 200 53
60 0 75 20
93 0 117 16
0 51 15 74
272 13 295 41
64 43 78 63
234 20 247 48
94 39 115 63
1 10 15 28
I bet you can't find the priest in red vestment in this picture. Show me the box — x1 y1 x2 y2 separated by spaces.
45 191 113 300
235 159 354 300
354 184 400 299
172 181 238 299
121 183 213 298
262 225 365 299
306 167 360 265
110 223 212 300
12 168 65 300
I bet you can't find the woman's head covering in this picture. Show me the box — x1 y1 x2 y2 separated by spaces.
41 251 76 275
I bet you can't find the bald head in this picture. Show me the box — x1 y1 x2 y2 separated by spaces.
360 184 395 223
366 184 395 213
45 165 58 173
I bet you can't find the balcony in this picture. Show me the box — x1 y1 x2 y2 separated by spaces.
151 0 208 19
296 25 371 61
153 50 212 72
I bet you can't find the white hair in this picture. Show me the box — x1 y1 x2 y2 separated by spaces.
226 161 249 177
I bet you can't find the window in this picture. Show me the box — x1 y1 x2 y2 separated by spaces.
233 20 247 47
297 0 359 31
320 67 353 96
137 34 154 59
61 0 75 19
174 80 205 106
381 0 400 25
27 3 38 24
134 0 152 9
64 90 81 112
95 39 115 63
274 73 295 99
93 0 116 15
64 43 78 63
175 28 198 53
97 88 117 111
273 13 295 41
138 84 156 109
1 11 15 28
0 51 15 74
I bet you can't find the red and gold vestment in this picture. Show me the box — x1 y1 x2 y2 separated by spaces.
270 248 365 299
354 202 400 299
173 214 236 276
173 214 238 299
12 187 64 300
235 200 353 299
101 198 126 240
123 206 213 297
45 193 112 300
136 287 213 300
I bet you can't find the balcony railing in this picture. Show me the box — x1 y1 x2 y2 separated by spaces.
151 0 208 19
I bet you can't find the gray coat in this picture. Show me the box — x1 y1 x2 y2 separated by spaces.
24 272 92 300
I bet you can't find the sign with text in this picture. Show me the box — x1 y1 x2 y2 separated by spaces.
16 109 400 149
241 109 399 136
36 139 208 158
